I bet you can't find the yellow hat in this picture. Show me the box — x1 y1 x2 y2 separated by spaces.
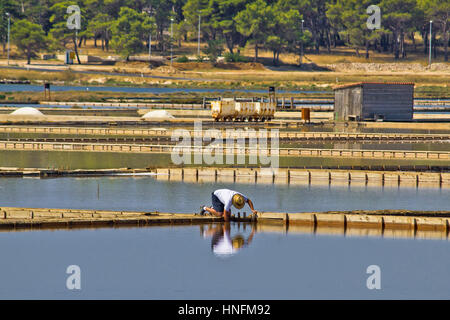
232 194 245 209
232 235 245 249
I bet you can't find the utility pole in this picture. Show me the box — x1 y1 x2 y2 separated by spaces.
429 20 432 65
300 19 304 66
6 12 10 66
170 17 174 68
143 7 153 62
198 12 201 57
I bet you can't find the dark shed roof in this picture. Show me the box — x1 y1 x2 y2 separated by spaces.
333 82 415 91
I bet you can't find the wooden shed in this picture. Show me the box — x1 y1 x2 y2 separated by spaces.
333 82 414 121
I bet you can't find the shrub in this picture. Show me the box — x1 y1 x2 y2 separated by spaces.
176 55 189 63
202 39 224 63
224 52 248 63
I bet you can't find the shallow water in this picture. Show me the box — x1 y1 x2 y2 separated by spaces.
0 177 449 299
0 150 448 170
0 176 448 212
2 224 450 299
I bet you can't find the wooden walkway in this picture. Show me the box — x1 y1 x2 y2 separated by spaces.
0 140 448 160
0 125 448 141
0 167 448 187
1 207 450 241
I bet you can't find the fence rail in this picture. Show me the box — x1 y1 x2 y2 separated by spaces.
0 140 448 160
0 126 448 141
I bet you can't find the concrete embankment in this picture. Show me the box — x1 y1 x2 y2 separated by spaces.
155 167 450 188
0 207 220 230
0 126 448 142
0 140 447 160
256 211 450 240
2 207 450 241
0 167 448 188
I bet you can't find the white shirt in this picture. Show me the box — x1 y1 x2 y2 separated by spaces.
213 189 248 212
212 231 235 256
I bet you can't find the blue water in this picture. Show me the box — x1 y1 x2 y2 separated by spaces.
0 176 449 299
0 176 447 212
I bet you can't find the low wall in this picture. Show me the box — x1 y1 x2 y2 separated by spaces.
1 207 450 240
155 167 450 188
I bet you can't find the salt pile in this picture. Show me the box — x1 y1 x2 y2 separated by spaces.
10 107 45 116
141 110 175 119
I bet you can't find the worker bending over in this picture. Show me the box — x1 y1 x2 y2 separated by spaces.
200 188 257 222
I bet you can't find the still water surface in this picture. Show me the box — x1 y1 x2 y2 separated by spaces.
0 177 449 299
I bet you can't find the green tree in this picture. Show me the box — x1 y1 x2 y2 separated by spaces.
110 7 154 59
184 0 215 42
273 1 310 65
235 0 274 61
280 0 330 54
209 0 249 54
380 0 421 59
0 0 20 53
143 0 174 51
11 19 47 64
418 0 449 61
48 1 86 64
327 0 382 59
202 38 224 62
86 13 113 51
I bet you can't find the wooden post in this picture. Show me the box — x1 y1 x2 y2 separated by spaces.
44 83 51 100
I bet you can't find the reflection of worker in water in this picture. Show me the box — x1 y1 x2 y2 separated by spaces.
202 224 256 257
200 189 257 222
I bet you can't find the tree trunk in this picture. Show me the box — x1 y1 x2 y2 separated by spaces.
394 32 400 59
314 31 320 54
73 35 81 64
365 40 370 59
225 35 234 54
254 43 258 62
401 31 406 58
433 32 437 58
444 19 449 62
423 30 428 55
26 48 31 65
410 32 416 52
326 30 331 53
105 30 109 51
